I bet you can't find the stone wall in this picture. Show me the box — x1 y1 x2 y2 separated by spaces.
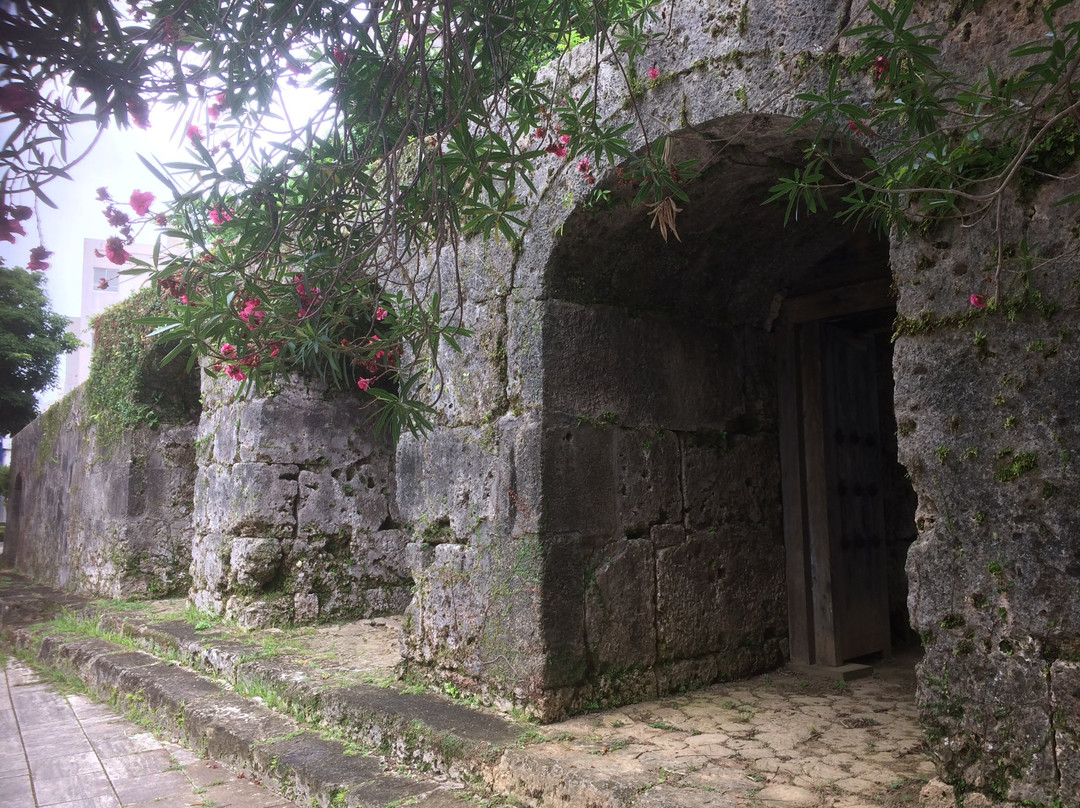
189 375 411 628
3 388 196 598
536 302 787 713
898 186 1080 803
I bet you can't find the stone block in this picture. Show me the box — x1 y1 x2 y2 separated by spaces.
540 534 586 688
1051 660 1080 800
429 297 509 425
199 463 298 538
584 539 656 672
615 429 682 534
917 647 1056 803
294 592 319 623
682 434 781 531
396 420 533 544
235 383 376 466
349 529 410 583
656 530 785 663
296 466 390 536
651 523 685 549
539 422 616 537
229 537 282 590
541 300 743 430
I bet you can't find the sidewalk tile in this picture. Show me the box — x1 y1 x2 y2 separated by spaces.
32 769 114 806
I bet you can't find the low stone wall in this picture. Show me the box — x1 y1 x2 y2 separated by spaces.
189 375 410 627
3 388 196 598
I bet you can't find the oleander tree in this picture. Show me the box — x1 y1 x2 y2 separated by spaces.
1 0 684 438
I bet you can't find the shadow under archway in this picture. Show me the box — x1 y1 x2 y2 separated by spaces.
538 114 918 710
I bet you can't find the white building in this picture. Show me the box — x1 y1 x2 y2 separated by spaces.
61 238 154 394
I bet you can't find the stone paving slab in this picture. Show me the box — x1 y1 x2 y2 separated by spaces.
0 658 298 808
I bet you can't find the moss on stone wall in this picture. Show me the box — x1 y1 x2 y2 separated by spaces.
85 287 199 447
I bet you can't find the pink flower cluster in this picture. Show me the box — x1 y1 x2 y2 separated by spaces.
970 293 988 309
294 274 323 319
237 297 266 329
216 342 262 382
0 202 32 244
207 93 226 121
208 207 233 225
873 56 889 82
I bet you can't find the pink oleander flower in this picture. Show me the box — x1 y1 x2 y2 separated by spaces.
369 335 385 360
104 236 129 265
221 343 237 358
208 207 233 225
237 297 266 329
179 294 189 305
105 205 130 228
647 64 660 81
0 216 26 243
187 124 202 141
129 190 155 216
224 364 247 381
27 246 52 271
577 158 590 173
126 97 150 129
873 56 890 82
970 293 988 309
375 306 388 321
357 377 372 391
560 134 570 145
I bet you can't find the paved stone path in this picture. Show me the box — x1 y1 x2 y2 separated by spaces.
0 659 298 808
532 654 938 807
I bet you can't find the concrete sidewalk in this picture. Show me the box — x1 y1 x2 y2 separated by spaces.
0 658 297 808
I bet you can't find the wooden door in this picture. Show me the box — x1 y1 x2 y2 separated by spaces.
778 281 893 668
815 325 890 663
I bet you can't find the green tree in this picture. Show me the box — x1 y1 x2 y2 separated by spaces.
0 263 79 436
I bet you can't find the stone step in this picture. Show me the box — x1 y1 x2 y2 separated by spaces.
2 572 732 808
7 629 485 808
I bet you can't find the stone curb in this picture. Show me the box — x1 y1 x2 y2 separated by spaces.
0 574 687 808
8 626 475 808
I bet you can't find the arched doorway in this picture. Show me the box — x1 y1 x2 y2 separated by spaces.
540 114 918 703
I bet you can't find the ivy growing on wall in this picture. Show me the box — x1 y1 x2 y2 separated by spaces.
85 287 199 447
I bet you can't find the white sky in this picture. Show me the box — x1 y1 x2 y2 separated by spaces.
0 118 193 318
0 82 329 320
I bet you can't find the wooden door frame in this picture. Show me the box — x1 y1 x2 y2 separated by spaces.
777 278 893 667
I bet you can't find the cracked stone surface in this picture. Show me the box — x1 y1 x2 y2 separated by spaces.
527 648 935 807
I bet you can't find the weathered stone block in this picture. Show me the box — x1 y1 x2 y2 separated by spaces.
1050 661 1080 799
917 647 1055 803
615 429 682 534
656 530 785 664
296 467 389 536
682 434 781 531
348 529 409 583
229 537 282 591
541 300 743 431
539 421 616 537
294 592 320 623
584 539 656 673
198 463 298 538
